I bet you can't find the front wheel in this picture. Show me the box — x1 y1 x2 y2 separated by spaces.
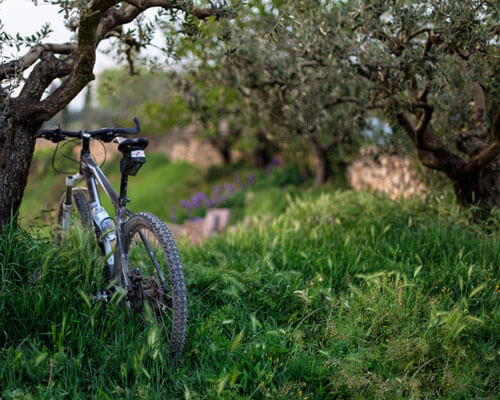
121 212 188 356
55 187 93 242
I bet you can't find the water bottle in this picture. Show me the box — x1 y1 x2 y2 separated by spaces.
92 204 116 239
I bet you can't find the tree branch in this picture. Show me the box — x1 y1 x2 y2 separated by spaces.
396 112 466 180
8 0 231 121
421 31 433 59
0 43 75 80
396 113 417 143
18 53 75 103
406 27 431 42
413 102 434 147
98 0 227 39
34 0 119 120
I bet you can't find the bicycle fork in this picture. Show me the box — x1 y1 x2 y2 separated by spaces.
62 173 82 234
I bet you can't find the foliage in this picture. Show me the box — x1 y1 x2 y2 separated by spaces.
96 68 190 134
167 0 372 183
183 71 245 164
2 190 499 398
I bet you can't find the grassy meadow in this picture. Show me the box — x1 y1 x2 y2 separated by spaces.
2 176 499 398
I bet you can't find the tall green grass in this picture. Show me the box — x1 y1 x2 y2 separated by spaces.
2 191 499 399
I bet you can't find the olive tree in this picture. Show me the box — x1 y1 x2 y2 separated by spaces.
342 0 500 207
229 0 367 185
0 0 231 226
182 71 243 164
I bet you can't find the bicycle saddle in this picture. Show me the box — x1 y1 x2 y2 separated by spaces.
118 138 149 153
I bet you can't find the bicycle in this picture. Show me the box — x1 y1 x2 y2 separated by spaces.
36 118 188 356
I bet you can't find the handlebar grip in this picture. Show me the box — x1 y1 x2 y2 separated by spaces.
111 117 141 135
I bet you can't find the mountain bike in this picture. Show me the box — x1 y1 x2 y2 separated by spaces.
36 118 187 356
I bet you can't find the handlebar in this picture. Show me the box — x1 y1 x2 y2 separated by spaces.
36 117 141 143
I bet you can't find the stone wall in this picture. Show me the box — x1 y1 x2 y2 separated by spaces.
346 148 426 200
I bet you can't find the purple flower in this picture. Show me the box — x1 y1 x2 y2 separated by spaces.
270 157 281 167
225 183 234 194
191 192 207 209
235 172 241 184
266 157 281 173
180 200 191 210
248 173 255 185
212 185 222 198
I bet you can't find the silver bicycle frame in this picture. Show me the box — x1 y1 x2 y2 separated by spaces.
62 150 131 288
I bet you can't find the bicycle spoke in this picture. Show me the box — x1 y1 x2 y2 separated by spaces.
127 227 174 323
123 212 187 355
138 229 167 289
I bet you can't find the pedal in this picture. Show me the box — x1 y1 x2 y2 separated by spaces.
92 290 109 304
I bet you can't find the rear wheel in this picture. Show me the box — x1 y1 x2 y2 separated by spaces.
120 212 188 356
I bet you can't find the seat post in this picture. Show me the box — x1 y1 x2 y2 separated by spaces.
119 173 129 207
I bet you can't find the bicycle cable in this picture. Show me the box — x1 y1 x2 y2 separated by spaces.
49 137 108 174
50 139 79 174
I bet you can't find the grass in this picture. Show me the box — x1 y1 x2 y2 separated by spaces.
1 190 499 399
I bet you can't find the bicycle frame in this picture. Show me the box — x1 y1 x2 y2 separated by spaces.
62 132 132 288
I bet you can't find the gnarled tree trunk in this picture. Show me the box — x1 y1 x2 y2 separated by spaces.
0 115 40 226
454 156 500 208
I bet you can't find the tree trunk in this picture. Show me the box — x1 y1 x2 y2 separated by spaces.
312 142 330 186
0 117 40 227
219 144 232 165
253 131 274 168
454 156 500 208
209 138 232 165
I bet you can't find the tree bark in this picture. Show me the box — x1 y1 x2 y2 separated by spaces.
219 144 232 165
454 155 500 208
0 116 40 226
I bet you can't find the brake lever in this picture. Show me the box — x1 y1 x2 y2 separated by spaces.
36 132 65 143
52 134 66 143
